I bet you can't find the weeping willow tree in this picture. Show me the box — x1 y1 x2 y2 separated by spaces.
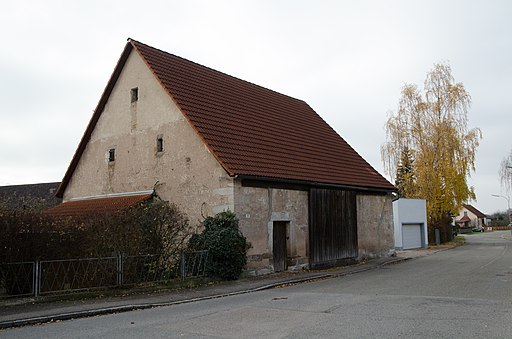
382 63 482 235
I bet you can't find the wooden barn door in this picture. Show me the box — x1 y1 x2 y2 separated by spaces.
273 221 288 272
309 188 357 268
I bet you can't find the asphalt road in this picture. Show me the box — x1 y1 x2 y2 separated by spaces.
2 231 512 338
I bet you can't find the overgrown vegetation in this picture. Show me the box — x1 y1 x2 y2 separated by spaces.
80 200 190 260
189 211 250 280
1 199 252 284
0 198 190 263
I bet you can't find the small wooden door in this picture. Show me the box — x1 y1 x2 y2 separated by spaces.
273 221 288 272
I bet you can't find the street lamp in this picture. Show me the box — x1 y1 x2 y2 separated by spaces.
492 194 511 234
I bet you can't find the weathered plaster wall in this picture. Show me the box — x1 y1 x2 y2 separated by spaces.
234 181 309 274
357 193 394 258
63 49 233 224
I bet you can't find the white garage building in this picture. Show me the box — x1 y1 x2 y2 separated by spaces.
393 198 428 250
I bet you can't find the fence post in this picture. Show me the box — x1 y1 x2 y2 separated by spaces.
117 253 123 286
34 260 40 297
180 250 186 281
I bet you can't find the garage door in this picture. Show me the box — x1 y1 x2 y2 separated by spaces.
402 224 422 249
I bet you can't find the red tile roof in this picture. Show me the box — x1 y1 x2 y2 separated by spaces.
45 193 152 218
57 39 394 197
463 204 486 218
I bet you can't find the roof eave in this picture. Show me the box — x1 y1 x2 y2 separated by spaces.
237 174 397 193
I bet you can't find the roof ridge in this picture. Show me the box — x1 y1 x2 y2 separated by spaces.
463 204 486 217
130 39 393 190
129 39 308 105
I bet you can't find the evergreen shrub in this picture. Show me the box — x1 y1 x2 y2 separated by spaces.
189 211 249 280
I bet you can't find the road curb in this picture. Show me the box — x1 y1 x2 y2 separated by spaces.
0 257 410 330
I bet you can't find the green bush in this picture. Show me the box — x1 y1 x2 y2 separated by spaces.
189 211 249 280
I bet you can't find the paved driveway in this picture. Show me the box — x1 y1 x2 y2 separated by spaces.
2 231 511 338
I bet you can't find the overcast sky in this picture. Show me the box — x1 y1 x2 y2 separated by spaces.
1 1 511 214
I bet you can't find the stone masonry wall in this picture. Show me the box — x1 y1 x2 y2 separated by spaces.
357 193 395 258
234 181 309 275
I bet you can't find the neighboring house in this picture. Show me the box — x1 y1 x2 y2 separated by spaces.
455 204 489 229
51 39 396 274
393 198 428 250
0 182 62 210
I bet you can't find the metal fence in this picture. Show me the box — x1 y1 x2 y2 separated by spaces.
39 257 118 295
0 262 35 297
0 250 208 298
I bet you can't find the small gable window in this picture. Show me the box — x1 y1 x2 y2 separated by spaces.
108 148 116 162
157 136 164 153
130 87 138 103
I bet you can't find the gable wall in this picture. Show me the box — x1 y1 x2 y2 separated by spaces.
457 207 477 220
63 50 233 224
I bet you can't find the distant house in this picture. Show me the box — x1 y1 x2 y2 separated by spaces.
51 39 396 274
0 182 62 211
455 204 490 229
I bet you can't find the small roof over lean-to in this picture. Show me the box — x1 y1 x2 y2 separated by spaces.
45 192 153 218
57 39 394 197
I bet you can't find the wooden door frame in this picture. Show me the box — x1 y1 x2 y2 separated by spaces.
272 221 288 272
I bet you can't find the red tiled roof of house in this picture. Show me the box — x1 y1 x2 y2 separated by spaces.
463 204 486 218
45 193 152 218
57 39 394 197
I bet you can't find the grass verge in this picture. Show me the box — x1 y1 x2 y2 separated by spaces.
452 236 466 246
